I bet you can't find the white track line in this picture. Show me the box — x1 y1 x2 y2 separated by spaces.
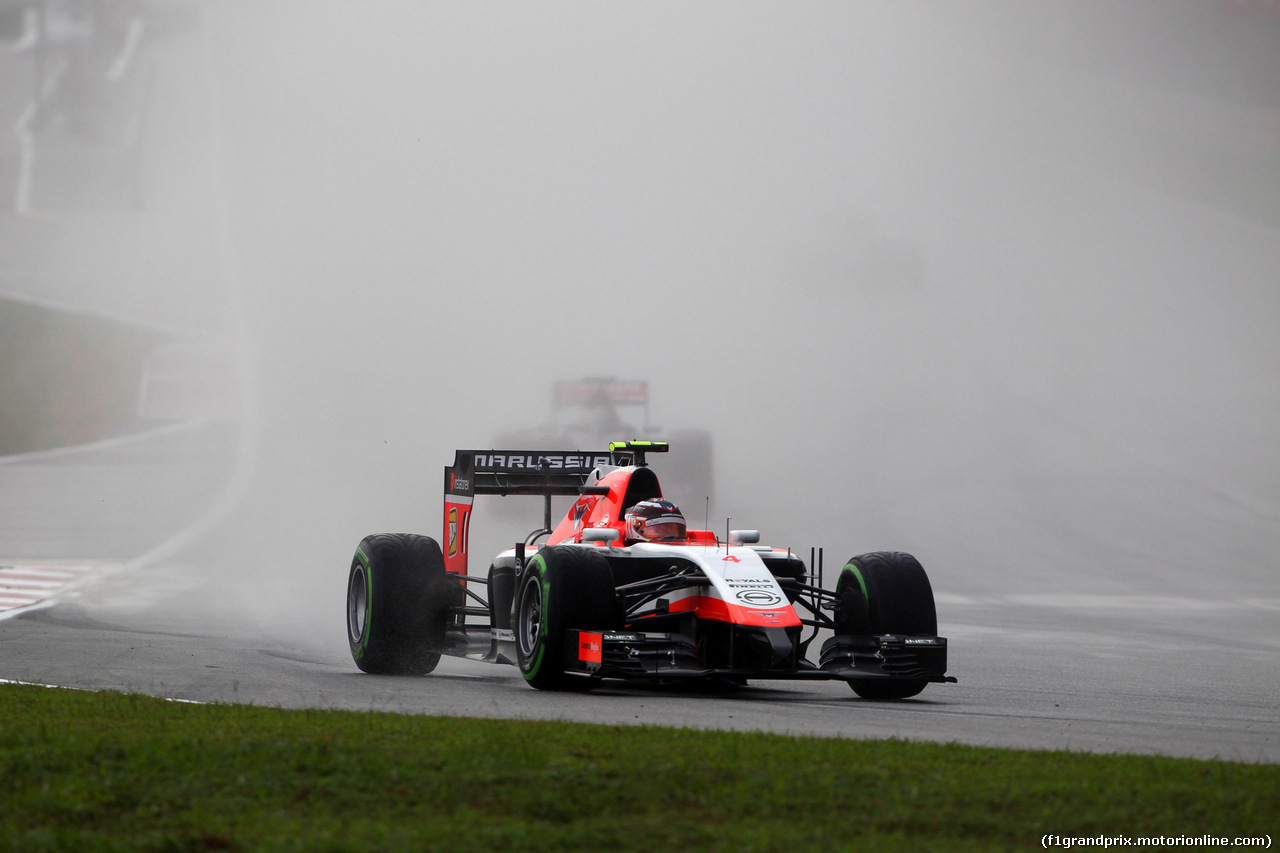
0 678 205 703
0 417 214 467
0 563 107 620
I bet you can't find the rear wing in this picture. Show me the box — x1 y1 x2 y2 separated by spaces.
442 443 667 575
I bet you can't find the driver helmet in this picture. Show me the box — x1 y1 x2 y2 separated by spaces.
624 498 686 542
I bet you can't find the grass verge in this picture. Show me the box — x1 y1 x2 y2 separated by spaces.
0 684 1275 852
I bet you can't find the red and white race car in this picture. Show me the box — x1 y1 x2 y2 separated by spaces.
345 441 954 699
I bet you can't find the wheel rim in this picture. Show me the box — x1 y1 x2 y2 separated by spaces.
347 564 368 644
517 574 543 658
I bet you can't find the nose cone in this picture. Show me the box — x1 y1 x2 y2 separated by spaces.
735 625 800 670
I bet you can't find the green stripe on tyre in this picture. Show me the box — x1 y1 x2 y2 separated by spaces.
522 555 548 680
356 548 372 654
843 562 869 605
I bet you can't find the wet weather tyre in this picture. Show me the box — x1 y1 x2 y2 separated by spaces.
515 546 618 691
837 551 937 700
347 533 450 675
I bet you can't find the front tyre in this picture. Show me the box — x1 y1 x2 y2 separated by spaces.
347 533 449 675
515 546 618 691
836 551 937 700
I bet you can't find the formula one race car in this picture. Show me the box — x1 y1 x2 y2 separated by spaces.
345 442 954 699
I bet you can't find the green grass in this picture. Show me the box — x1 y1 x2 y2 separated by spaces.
0 685 1275 852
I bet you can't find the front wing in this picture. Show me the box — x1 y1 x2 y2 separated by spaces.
564 628 952 684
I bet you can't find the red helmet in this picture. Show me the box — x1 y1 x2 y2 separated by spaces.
624 499 687 542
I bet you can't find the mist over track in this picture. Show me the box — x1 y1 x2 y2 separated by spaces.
1 2 1276 762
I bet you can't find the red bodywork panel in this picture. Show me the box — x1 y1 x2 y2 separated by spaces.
666 594 801 628
443 495 473 577
545 466 716 547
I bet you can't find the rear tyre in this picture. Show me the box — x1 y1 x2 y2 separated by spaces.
515 545 618 691
347 533 450 675
836 551 937 700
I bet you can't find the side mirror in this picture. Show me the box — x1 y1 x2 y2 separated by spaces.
582 528 621 544
729 529 760 545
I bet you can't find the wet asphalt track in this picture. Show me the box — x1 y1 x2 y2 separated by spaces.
2 575 1277 763
1 425 1276 763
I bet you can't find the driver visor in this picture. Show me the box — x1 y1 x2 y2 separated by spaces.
641 519 686 541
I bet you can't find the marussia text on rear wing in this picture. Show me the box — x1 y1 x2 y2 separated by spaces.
442 443 668 575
